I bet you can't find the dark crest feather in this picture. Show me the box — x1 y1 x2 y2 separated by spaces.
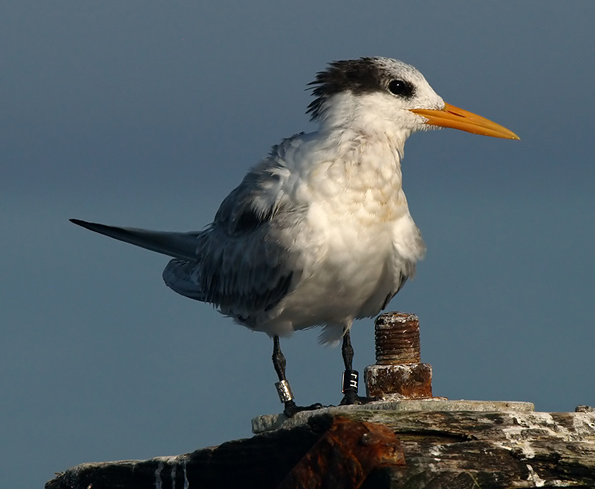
306 57 387 121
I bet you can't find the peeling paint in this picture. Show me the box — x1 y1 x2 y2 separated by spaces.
526 464 545 487
154 461 164 489
170 463 176 489
497 412 595 462
183 460 189 489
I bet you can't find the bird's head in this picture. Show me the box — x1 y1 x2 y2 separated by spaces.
307 57 519 141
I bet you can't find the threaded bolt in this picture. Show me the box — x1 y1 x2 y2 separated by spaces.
375 312 421 364
365 312 432 400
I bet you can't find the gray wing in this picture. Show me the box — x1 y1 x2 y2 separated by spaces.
72 135 304 324
163 139 303 323
71 212 297 323
163 222 295 324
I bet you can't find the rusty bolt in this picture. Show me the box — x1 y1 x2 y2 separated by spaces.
375 312 421 364
365 312 433 400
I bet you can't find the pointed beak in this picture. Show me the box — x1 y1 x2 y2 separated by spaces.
410 102 520 140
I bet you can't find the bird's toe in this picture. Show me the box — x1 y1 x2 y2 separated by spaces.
283 401 324 418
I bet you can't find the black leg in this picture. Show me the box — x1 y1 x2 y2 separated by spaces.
342 329 355 371
272 336 322 417
272 335 287 380
340 330 359 405
340 329 378 406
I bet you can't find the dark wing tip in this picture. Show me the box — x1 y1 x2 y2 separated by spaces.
70 218 97 231
69 219 111 235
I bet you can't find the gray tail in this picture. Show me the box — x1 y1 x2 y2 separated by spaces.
70 219 200 261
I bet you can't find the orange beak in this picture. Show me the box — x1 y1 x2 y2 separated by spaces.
410 102 520 140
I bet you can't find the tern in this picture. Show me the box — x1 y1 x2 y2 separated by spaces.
71 57 518 417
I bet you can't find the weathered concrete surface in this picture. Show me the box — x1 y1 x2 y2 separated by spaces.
46 404 595 489
251 398 535 434
356 408 595 488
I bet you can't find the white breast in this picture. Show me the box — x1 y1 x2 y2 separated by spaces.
254 131 426 343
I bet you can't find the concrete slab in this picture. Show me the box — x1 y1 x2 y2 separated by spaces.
252 398 535 434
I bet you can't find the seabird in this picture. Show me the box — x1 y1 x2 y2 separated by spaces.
71 57 518 417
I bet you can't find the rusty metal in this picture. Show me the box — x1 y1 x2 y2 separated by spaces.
277 416 405 489
375 312 421 364
365 363 433 399
365 312 433 399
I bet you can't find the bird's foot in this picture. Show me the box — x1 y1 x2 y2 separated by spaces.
283 400 324 418
339 368 378 405
275 379 323 417
340 391 379 406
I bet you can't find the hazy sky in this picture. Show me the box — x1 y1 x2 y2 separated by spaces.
2 2 595 487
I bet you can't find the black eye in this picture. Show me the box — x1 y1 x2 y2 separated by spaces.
388 79 413 98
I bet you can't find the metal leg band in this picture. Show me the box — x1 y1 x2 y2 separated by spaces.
275 380 294 403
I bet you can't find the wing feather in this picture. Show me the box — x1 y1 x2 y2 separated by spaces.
163 140 304 324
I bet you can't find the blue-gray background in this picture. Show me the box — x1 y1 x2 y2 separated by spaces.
2 2 594 487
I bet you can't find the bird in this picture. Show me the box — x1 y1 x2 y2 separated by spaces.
71 57 519 417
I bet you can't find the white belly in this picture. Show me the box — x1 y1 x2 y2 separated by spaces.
249 133 426 342
258 211 424 343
